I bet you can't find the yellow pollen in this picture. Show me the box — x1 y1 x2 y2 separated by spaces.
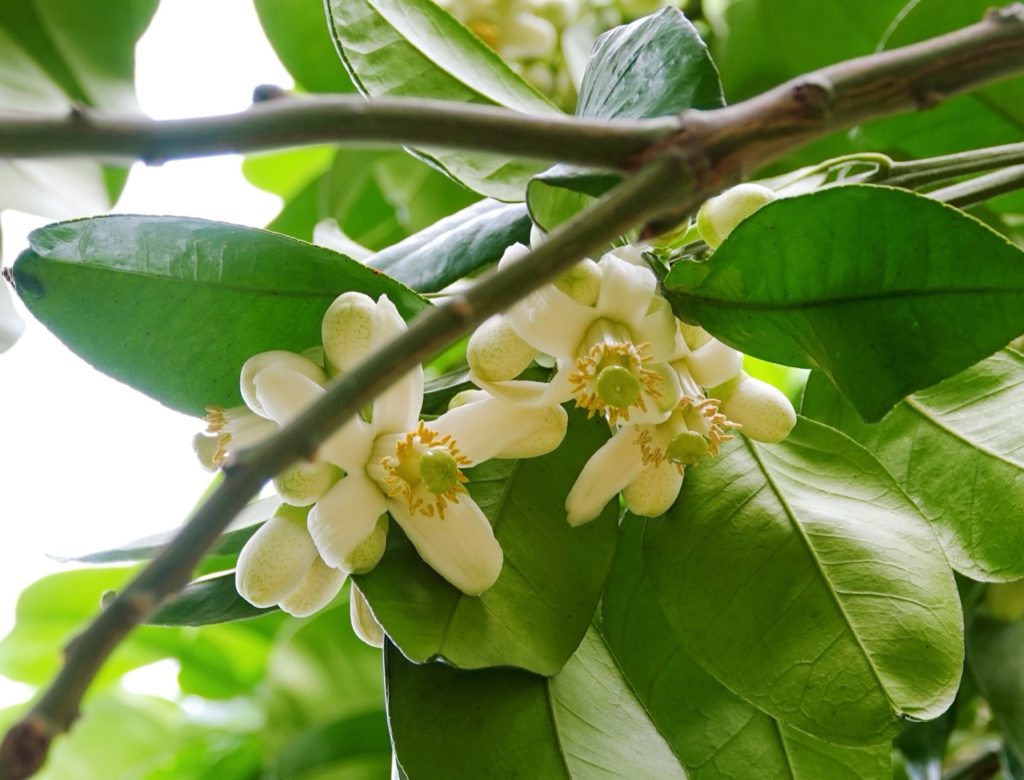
568 341 660 425
634 396 740 474
204 405 227 433
378 421 471 520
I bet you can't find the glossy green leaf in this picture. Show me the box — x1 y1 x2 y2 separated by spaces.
967 611 1024 761
253 0 355 94
644 418 963 745
356 408 618 676
148 573 275 627
664 186 1024 421
386 628 685 779
325 0 560 200
860 1 1024 159
802 350 1024 581
602 520 892 779
528 7 724 230
367 200 531 292
13 216 426 416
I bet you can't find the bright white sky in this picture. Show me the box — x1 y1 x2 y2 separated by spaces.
0 0 294 704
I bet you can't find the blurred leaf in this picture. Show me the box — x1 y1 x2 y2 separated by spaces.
967 611 1024 762
253 0 355 94
243 147 336 200
367 199 530 292
665 186 1024 421
602 520 892 779
529 7 725 229
894 704 958 780
357 407 618 676
14 215 427 416
386 628 685 779
149 573 275 627
645 419 963 745
325 0 559 200
802 350 1024 581
273 709 391 780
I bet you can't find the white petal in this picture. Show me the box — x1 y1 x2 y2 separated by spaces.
389 497 503 596
307 473 388 570
319 415 375 473
370 295 424 433
565 425 647 526
496 242 531 271
623 460 684 518
595 253 657 327
349 582 385 648
278 557 347 618
633 297 680 361
241 351 325 419
254 364 324 425
432 394 564 465
505 284 594 358
470 359 575 408
687 339 744 389
235 510 318 608
0 282 24 354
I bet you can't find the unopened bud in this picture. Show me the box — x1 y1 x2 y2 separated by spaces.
342 513 389 575
321 292 377 376
494 404 568 459
235 505 318 608
715 372 796 443
697 183 776 249
554 259 601 305
468 315 536 382
274 461 342 507
623 459 684 518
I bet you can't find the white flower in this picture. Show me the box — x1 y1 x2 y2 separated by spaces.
193 404 278 471
0 279 24 354
470 244 681 425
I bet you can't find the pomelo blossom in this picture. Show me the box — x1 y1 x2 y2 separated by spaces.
468 243 681 426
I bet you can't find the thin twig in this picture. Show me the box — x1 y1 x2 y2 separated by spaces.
929 163 1024 207
885 141 1024 188
2 4 1024 778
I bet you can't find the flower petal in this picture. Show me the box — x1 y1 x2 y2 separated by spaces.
370 295 424 433
565 424 647 526
235 509 318 608
349 582 385 648
470 359 575 408
687 339 743 388
432 394 565 465
389 496 503 596
308 472 388 571
318 414 375 473
595 253 657 327
633 297 680 360
254 364 324 425
278 557 347 618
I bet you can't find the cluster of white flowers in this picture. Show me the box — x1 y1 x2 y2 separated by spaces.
197 183 795 645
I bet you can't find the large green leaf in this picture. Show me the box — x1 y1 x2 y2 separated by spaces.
602 520 891 779
13 216 426 416
367 199 531 292
385 629 685 779
253 0 355 94
802 350 1024 581
325 0 560 201
644 419 963 745
967 611 1024 761
528 7 725 230
356 408 618 676
664 186 1024 421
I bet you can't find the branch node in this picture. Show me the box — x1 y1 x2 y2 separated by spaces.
252 84 288 103
789 76 834 119
0 716 53 780
914 88 948 110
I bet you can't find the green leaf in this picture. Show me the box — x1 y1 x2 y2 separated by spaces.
967 611 1024 761
386 629 686 779
325 0 560 200
602 520 892 779
148 573 275 627
860 0 1024 159
253 0 355 94
274 710 391 780
644 418 964 745
802 350 1024 581
894 704 958 780
367 200 531 292
528 7 725 230
664 185 1024 421
13 215 427 416
356 407 618 676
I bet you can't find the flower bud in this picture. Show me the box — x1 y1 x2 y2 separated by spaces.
467 315 536 382
685 338 743 389
236 504 318 608
697 183 776 249
494 404 568 459
278 557 347 618
349 582 385 648
321 292 377 376
274 461 342 507
554 259 602 306
623 458 685 518
341 513 390 574
500 12 557 61
240 351 326 418
715 372 796 443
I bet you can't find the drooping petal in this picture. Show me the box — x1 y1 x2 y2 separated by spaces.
235 508 319 608
633 297 681 361
241 351 326 419
622 459 685 518
432 394 565 465
388 496 503 596
349 582 385 648
254 364 324 425
370 295 424 433
470 359 575 408
307 472 388 571
278 557 347 618
0 282 24 354
565 424 647 526
686 339 743 388
595 253 657 327
504 282 595 358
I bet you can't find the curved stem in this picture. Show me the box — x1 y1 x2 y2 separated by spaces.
885 141 1024 188
929 163 1024 207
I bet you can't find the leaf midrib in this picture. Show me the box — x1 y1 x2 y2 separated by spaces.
904 395 1024 471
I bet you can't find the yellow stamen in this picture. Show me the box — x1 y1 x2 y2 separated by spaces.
634 396 740 474
378 422 471 520
568 341 661 425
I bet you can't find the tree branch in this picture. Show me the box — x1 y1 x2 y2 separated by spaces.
3 4 1024 778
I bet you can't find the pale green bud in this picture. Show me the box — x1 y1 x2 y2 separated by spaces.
623 459 684 518
715 372 796 443
240 351 327 419
554 259 602 305
235 504 317 608
349 582 385 648
278 557 346 618
697 183 776 249
467 315 536 381
273 461 342 507
342 513 389 575
648 362 683 414
321 292 377 376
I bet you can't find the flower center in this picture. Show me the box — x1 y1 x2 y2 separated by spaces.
634 396 739 474
374 422 470 519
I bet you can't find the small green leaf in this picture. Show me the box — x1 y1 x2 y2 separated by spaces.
356 407 618 676
253 0 355 94
386 629 685 779
325 0 559 200
148 573 275 627
603 520 892 780
13 215 427 416
802 350 1024 581
367 200 531 292
967 611 1024 761
664 186 1024 421
645 418 963 744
